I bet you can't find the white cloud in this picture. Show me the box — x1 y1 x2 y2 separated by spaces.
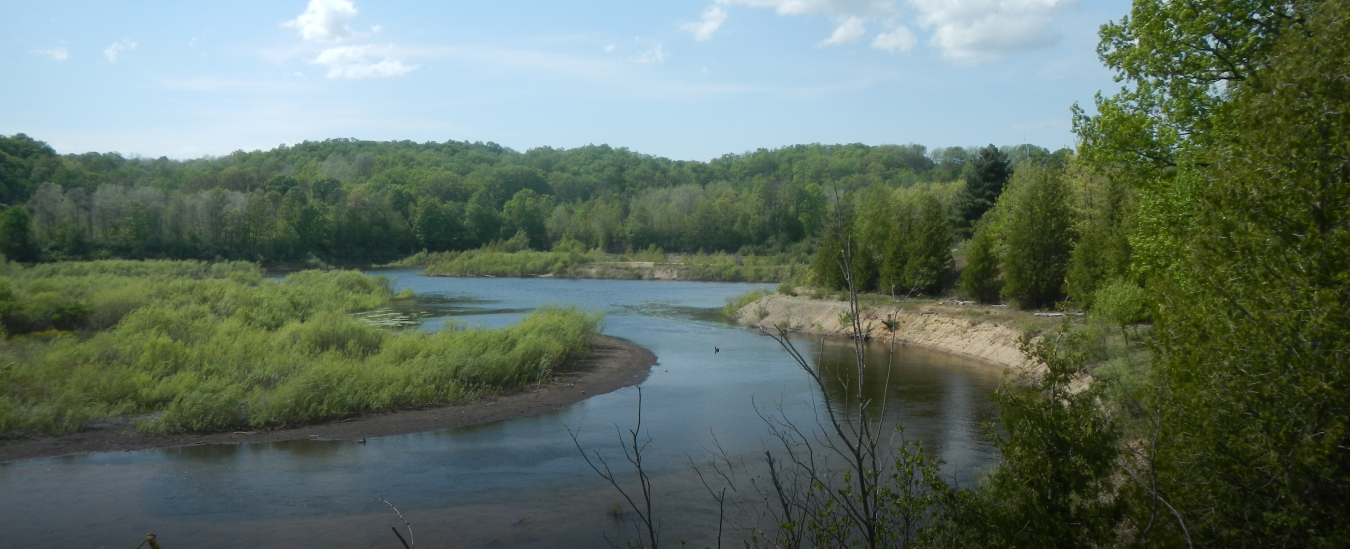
35 45 69 61
312 45 417 79
818 16 866 46
870 25 915 52
909 0 1074 63
604 44 616 52
104 40 137 62
720 0 894 19
631 42 668 64
282 0 416 79
680 5 729 41
283 0 358 43
720 0 1073 62
720 0 897 50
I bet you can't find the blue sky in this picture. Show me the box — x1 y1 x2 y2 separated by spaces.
1 0 1132 161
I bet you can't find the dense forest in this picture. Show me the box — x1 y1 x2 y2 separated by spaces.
0 131 1067 265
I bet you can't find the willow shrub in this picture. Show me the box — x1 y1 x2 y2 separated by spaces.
0 260 601 434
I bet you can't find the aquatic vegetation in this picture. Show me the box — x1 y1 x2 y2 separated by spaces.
0 260 600 435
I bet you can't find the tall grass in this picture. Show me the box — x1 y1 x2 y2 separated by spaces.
408 246 803 283
722 288 771 319
0 260 601 435
421 248 604 278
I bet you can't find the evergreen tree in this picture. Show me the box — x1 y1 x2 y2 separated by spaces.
1001 166 1076 309
957 144 1011 236
961 226 1000 303
879 201 914 296
810 218 848 290
904 194 954 296
0 206 40 263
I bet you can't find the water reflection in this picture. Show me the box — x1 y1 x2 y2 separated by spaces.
0 274 1002 548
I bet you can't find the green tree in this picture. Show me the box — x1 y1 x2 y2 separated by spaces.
934 330 1122 547
798 182 826 238
466 188 501 247
851 186 893 291
960 225 1000 303
879 200 914 296
1073 0 1304 189
501 189 553 250
0 206 40 262
1143 3 1350 545
810 220 847 290
1065 176 1133 307
903 194 954 296
0 134 60 205
1001 166 1076 309
957 144 1011 235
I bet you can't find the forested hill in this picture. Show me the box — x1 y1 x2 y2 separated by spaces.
0 134 1068 264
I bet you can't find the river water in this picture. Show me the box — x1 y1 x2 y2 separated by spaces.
0 271 1003 548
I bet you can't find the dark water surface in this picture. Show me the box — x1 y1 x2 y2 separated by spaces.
0 271 1002 548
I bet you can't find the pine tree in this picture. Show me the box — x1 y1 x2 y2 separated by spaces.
958 144 1011 236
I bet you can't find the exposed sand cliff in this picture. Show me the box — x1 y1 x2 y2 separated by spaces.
734 294 1037 372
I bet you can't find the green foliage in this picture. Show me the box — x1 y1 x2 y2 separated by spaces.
1091 278 1149 328
8 137 1041 265
902 194 954 296
722 288 770 319
1139 3 1350 545
0 206 40 263
417 246 800 283
0 134 60 205
933 329 1123 548
957 144 1011 235
878 200 914 296
810 221 847 290
960 226 1001 303
850 186 893 291
1065 175 1134 307
0 260 601 435
1001 166 1077 309
1073 0 1303 187
422 248 600 278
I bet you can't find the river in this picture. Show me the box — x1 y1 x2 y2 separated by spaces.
0 271 1003 548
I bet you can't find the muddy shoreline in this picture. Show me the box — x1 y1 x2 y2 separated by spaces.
0 335 656 464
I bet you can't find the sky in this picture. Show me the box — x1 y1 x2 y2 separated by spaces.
0 0 1133 162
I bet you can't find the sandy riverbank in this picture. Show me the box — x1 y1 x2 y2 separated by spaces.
0 335 656 463
734 294 1036 371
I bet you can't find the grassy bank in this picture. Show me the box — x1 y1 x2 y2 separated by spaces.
0 260 600 435
397 245 804 283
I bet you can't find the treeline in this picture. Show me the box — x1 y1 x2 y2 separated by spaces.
0 135 1067 264
804 144 1119 312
